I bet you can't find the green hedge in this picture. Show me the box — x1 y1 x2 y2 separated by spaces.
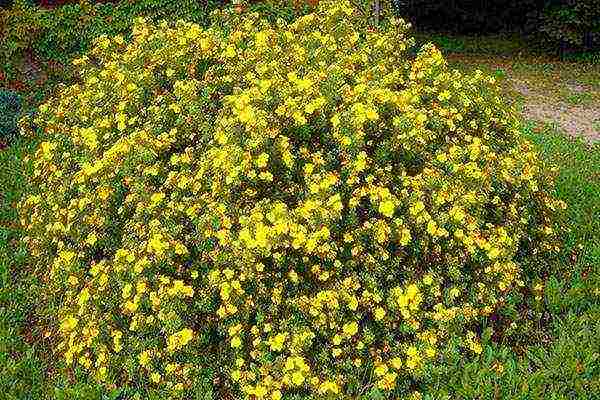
396 0 539 34
395 0 599 51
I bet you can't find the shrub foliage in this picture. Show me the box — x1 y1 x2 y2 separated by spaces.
20 1 565 398
539 0 600 50
396 0 539 34
0 89 23 144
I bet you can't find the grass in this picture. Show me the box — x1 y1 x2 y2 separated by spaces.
443 55 600 104
413 32 531 57
525 123 600 272
565 91 595 107
0 138 46 399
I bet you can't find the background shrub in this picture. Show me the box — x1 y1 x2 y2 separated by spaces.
401 0 599 52
0 0 43 80
397 0 540 34
539 0 600 51
1 0 597 92
0 0 227 86
19 1 565 398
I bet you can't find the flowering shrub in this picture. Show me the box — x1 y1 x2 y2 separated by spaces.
19 1 565 398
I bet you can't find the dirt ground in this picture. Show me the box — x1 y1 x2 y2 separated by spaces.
447 54 600 142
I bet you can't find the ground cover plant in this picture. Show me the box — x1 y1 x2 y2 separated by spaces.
11 0 574 398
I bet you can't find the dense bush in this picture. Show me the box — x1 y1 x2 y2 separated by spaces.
539 0 600 51
397 0 540 34
352 0 600 51
19 1 565 398
30 0 218 64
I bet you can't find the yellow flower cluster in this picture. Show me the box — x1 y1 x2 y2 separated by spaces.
19 1 564 398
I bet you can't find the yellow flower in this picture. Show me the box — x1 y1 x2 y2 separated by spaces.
59 250 76 263
97 366 107 381
425 347 436 358
348 296 358 311
284 357 295 371
174 242 188 256
224 45 236 58
391 357 402 369
231 369 241 381
136 281 147 294
147 233 170 256
374 307 386 321
332 334 342 346
427 220 438 236
179 328 194 346
378 200 395 218
297 78 313 91
139 350 151 367
488 247 501 259
121 283 132 299
271 390 282 400
319 380 339 394
342 321 359 337
60 315 78 332
423 274 434 285
399 227 412 246
374 364 387 376
186 24 201 40
407 346 419 358
150 192 165 206
231 336 242 348
331 114 340 128
254 385 268 398
268 332 287 352
332 347 342 357
410 201 425 216
150 372 161 384
288 270 299 283
365 107 379 121
167 328 194 351
163 362 176 375
259 171 273 181
256 152 269 168
291 371 305 386
85 232 97 246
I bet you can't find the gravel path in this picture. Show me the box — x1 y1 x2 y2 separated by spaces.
447 54 600 143
511 79 600 142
